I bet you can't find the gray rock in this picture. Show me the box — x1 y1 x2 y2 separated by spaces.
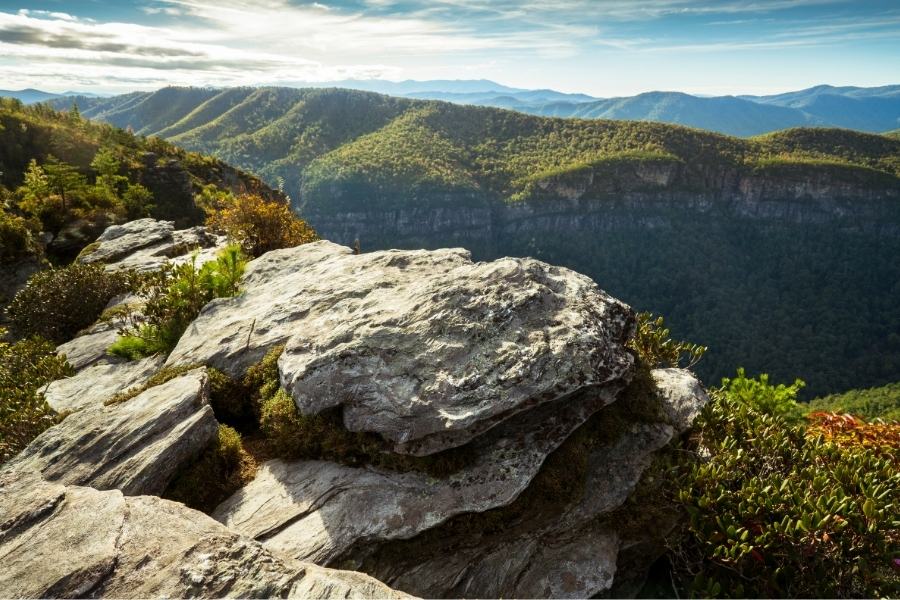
55 319 123 371
652 367 711 431
355 369 708 598
0 470 408 599
7 369 217 496
80 218 174 265
168 241 635 455
213 378 625 564
78 218 226 273
43 355 165 413
108 227 226 273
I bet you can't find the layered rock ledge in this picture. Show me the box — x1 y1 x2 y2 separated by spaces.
0 470 406 599
3 219 710 599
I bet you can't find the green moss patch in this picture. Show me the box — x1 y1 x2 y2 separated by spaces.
104 363 202 406
163 424 258 512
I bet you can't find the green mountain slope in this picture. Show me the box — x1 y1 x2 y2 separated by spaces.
0 97 283 255
54 87 900 205
807 382 900 421
54 87 900 398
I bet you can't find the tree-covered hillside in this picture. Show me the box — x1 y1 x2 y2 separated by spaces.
54 87 900 398
807 382 900 422
56 87 900 206
0 97 286 310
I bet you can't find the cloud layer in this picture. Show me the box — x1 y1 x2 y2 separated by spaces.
0 0 897 95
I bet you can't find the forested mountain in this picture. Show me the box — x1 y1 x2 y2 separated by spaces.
39 81 900 136
808 382 900 421
0 97 284 306
54 86 900 398
429 85 900 135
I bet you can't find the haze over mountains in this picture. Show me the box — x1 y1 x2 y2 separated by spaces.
8 79 897 137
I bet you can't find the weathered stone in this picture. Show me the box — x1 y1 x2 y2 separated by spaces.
213 379 625 564
354 369 708 599
107 226 226 273
55 319 123 371
7 369 217 495
78 218 225 272
43 355 165 413
79 218 174 265
652 367 710 431
168 241 635 455
0 470 407 599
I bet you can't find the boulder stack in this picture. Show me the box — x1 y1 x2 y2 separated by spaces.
1 219 709 599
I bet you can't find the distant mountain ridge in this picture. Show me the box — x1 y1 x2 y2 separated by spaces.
10 79 899 136
35 85 900 400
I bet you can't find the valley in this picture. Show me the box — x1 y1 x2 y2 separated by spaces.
55 86 900 398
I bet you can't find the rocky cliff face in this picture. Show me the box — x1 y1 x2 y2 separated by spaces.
1 219 708 599
302 162 900 250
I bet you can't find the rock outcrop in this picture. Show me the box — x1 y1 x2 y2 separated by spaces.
0 470 406 599
167 241 634 455
8 369 216 496
3 219 712 599
78 218 226 272
43 355 165 413
214 368 706 598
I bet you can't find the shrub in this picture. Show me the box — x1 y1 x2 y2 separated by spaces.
806 382 900 422
671 371 899 598
109 245 247 359
199 187 318 257
721 367 805 423
6 263 132 343
0 329 73 463
163 424 255 512
0 208 42 263
629 312 706 369
121 183 154 219
806 411 900 461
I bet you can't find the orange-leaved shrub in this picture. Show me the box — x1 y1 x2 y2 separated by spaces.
197 186 317 257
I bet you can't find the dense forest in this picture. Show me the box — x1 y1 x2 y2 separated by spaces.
53 87 900 205
809 382 900 421
51 88 900 398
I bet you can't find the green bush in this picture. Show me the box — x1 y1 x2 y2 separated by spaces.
671 371 899 598
0 208 42 263
807 382 900 422
629 312 707 369
6 263 132 343
109 245 247 359
163 424 252 512
0 329 73 463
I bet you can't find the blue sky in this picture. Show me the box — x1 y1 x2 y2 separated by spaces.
0 0 897 96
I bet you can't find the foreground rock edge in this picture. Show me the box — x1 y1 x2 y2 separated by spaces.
0 469 409 599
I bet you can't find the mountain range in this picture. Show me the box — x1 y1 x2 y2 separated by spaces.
37 85 900 398
4 79 896 136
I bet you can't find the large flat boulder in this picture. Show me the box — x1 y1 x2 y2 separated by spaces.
0 470 407 599
7 369 216 495
168 241 635 455
55 319 123 371
79 218 174 266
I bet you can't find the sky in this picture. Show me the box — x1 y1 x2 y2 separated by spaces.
0 0 898 97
